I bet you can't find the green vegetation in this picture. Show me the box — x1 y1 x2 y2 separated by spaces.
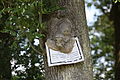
89 0 120 80
0 0 60 80
113 0 120 3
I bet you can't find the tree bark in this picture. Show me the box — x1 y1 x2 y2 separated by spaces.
0 34 12 80
44 0 93 80
110 2 120 80
0 47 11 80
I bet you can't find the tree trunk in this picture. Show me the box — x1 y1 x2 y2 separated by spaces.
0 34 12 80
44 0 93 80
110 2 120 80
0 47 11 80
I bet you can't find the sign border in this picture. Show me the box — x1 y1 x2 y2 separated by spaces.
46 37 84 66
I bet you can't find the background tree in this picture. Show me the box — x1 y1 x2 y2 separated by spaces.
0 0 46 79
110 2 120 80
87 0 120 80
0 1 14 79
0 33 12 80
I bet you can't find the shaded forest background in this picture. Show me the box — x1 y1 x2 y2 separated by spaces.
0 0 120 80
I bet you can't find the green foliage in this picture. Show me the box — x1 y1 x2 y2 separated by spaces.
89 15 115 80
87 3 92 7
12 76 20 80
0 0 61 79
87 0 115 80
113 0 120 3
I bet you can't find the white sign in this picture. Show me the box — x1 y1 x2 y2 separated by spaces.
45 37 84 67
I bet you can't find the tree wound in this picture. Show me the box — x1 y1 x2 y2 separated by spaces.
46 18 75 53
